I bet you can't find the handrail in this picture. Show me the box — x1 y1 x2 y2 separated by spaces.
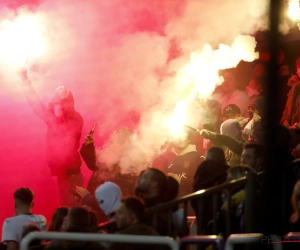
97 171 265 235
146 173 258 214
225 233 263 250
20 232 179 250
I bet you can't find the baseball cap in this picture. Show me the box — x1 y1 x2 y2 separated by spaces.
222 104 241 118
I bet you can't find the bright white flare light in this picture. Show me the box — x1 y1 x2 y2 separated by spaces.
164 100 188 137
0 14 46 65
164 35 258 137
288 0 300 20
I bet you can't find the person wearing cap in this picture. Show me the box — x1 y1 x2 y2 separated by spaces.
223 104 248 129
19 68 84 207
215 69 250 117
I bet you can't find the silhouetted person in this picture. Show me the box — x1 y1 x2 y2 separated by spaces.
19 69 84 206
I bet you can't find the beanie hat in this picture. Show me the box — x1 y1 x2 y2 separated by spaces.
220 119 242 140
94 182 122 216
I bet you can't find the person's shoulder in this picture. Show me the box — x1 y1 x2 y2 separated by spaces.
3 215 16 225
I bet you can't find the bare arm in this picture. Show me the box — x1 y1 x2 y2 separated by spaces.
6 241 18 250
19 69 48 123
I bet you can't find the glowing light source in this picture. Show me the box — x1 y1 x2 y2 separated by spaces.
288 0 300 20
0 13 46 65
164 100 188 137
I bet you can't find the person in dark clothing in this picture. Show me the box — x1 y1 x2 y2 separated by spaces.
164 132 204 197
109 197 161 250
135 168 178 236
79 131 137 195
192 147 229 234
45 207 105 250
20 69 84 207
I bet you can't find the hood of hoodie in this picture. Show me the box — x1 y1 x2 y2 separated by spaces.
48 86 75 114
220 119 242 140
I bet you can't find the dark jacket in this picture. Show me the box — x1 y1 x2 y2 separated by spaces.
109 223 160 250
192 160 229 234
201 130 244 156
80 143 138 195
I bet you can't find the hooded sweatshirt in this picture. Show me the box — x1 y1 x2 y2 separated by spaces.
220 119 244 166
45 89 84 176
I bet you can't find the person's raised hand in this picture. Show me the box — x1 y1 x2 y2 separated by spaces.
84 134 94 145
76 186 90 199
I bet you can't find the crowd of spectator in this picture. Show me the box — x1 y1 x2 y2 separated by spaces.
3 57 300 250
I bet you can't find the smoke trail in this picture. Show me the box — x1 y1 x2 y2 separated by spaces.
0 0 270 176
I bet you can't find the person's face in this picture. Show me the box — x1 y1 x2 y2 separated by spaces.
173 136 190 149
114 203 134 229
54 104 63 117
136 170 153 193
248 79 261 90
221 72 236 93
241 148 256 168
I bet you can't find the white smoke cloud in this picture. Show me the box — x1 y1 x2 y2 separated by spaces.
0 0 271 174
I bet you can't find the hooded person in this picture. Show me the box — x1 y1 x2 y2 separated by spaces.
220 119 244 166
75 181 122 224
20 69 84 207
95 182 122 219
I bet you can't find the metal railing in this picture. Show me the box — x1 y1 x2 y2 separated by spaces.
20 232 179 250
146 171 261 237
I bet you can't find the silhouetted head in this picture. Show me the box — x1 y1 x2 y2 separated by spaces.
114 197 145 230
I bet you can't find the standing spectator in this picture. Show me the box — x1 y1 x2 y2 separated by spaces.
164 132 204 197
19 69 84 207
80 129 137 196
1 188 47 250
215 69 250 116
222 104 248 128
